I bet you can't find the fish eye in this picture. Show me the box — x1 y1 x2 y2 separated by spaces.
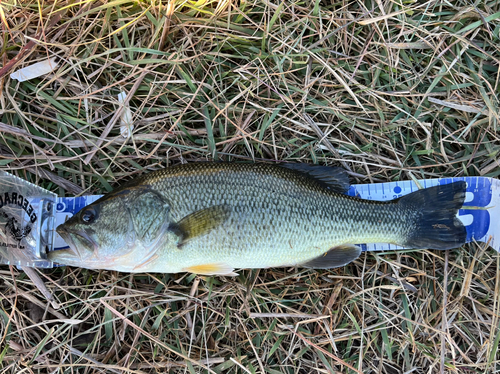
80 207 97 224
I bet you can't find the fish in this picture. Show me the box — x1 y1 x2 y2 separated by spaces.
49 163 467 275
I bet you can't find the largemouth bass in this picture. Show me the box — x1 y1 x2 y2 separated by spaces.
49 163 466 275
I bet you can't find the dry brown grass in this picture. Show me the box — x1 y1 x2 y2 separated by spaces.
1 0 500 373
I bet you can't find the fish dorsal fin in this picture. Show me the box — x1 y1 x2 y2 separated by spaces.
301 245 361 269
280 163 350 193
183 263 238 276
169 205 231 247
128 190 170 245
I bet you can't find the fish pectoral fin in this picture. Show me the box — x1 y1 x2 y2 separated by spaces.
184 263 238 276
301 245 361 269
170 205 230 246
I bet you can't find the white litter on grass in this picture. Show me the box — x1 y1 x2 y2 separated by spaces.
10 57 58 82
428 97 488 115
117 91 134 138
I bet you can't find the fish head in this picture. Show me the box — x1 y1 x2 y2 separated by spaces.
50 186 176 272
50 196 141 270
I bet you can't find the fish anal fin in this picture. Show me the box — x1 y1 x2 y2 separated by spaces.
301 245 361 269
172 205 230 246
280 163 350 193
184 263 238 276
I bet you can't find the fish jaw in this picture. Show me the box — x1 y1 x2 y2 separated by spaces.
52 223 171 272
48 248 88 267
50 225 99 268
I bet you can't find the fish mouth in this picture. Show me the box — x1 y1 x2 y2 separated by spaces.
50 225 97 267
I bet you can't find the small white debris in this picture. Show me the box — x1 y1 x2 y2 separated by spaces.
10 57 58 82
428 97 488 115
53 319 84 325
117 91 133 138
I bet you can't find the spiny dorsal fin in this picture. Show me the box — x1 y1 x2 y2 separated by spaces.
280 163 350 193
169 205 231 247
301 245 361 269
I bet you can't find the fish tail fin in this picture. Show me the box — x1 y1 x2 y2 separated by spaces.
400 181 467 250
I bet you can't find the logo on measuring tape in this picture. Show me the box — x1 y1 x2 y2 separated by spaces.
0 192 37 244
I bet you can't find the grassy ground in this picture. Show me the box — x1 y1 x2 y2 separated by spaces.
1 0 500 373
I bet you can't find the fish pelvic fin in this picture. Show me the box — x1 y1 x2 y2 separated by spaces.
301 245 361 269
184 263 238 276
170 204 230 247
400 181 467 250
